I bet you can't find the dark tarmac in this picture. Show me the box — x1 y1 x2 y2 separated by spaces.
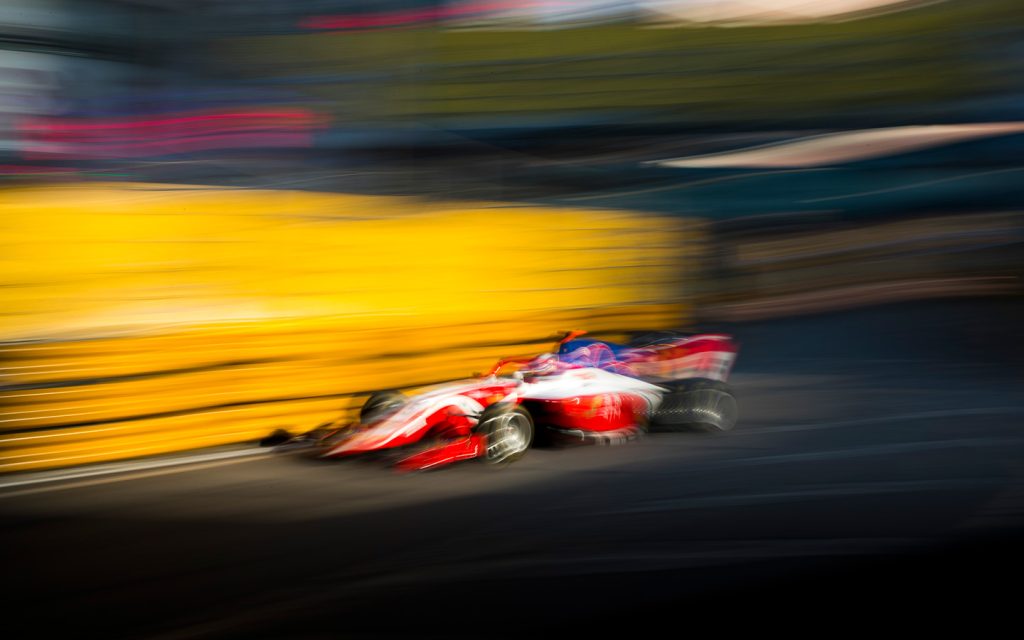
4 298 1023 638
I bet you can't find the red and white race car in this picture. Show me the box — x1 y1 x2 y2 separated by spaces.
269 331 738 471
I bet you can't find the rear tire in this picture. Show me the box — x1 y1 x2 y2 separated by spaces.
476 404 534 464
653 379 738 432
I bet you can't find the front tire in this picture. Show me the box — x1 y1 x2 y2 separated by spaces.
360 390 405 423
476 404 534 464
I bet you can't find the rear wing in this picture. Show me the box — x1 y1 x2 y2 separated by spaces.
627 334 738 382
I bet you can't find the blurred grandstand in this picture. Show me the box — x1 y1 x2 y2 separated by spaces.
3 0 1023 308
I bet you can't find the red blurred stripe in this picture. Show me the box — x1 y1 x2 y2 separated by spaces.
20 110 325 133
18 109 327 158
298 0 552 30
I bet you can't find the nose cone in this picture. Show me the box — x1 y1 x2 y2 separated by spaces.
322 429 378 457
321 414 413 457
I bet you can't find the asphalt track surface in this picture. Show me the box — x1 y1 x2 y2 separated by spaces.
4 299 1024 638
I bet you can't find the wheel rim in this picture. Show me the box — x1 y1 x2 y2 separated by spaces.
485 412 530 462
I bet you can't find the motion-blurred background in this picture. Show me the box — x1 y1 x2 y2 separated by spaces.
2 3 1024 636
2 0 1022 471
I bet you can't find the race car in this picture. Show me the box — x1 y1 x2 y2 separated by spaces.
267 330 738 471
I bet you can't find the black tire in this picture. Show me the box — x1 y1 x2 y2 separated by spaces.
360 390 405 423
475 404 534 464
652 379 738 432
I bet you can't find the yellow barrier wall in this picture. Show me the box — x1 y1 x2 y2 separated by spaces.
0 183 703 472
